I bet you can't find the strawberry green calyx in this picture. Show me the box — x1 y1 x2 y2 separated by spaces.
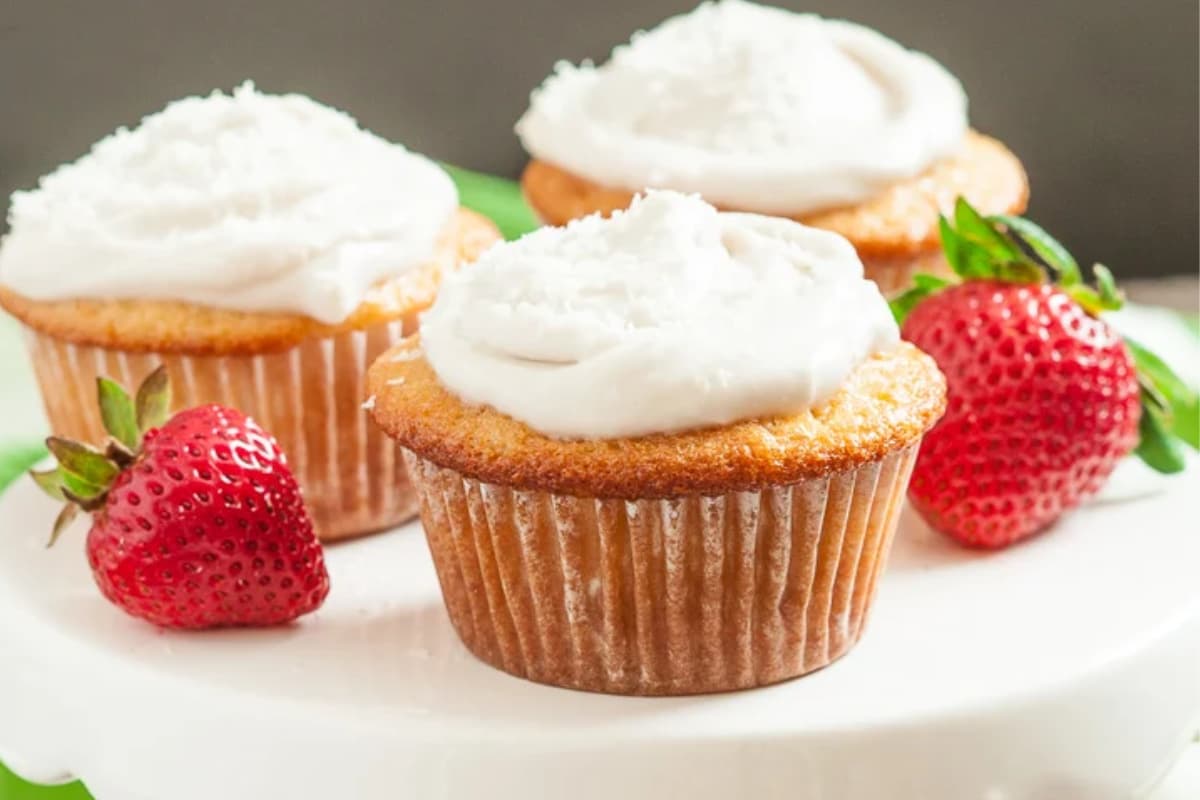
135 366 171 432
97 377 139 449
889 197 1122 324
890 197 1197 475
1125 337 1200 473
30 366 171 546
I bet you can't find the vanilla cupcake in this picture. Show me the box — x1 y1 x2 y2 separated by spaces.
0 83 499 541
368 191 946 695
517 0 1028 294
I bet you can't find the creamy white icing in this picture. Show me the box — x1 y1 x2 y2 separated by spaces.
516 0 968 215
0 82 457 324
420 191 898 439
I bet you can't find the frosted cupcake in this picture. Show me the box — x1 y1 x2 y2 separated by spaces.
367 191 946 695
0 83 499 541
517 0 1028 294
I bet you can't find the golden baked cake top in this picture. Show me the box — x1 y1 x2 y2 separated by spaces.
368 337 945 498
0 83 498 354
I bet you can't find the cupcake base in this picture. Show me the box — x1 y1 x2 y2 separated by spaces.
404 445 918 696
24 326 416 542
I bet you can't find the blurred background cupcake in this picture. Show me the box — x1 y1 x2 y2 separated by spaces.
516 0 1028 294
368 192 947 694
0 83 500 541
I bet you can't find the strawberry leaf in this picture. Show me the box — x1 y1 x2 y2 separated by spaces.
938 216 966 276
889 274 952 325
30 467 66 502
97 377 140 449
1135 396 1188 474
136 366 171 434
913 273 952 291
1063 286 1106 316
1126 336 1199 451
1092 264 1124 310
954 197 1023 263
940 202 1046 284
993 260 1045 284
991 214 1083 286
1172 392 1200 453
61 470 104 501
62 486 106 512
45 436 119 488
47 503 79 548
939 217 998 279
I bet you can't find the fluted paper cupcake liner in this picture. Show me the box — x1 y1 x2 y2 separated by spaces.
23 325 415 541
405 445 919 695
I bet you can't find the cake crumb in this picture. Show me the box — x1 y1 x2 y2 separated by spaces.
386 377 406 386
361 395 376 410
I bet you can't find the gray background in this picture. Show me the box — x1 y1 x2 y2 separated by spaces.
1 0 1196 278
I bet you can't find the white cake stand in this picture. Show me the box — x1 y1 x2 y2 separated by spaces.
0 460 1197 800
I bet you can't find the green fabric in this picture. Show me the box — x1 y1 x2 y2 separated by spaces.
443 164 540 241
0 442 45 493
0 763 90 800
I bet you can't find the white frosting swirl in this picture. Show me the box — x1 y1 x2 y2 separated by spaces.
516 0 968 215
0 82 457 324
420 191 899 440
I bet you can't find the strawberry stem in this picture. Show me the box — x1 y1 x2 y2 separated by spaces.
105 440 137 468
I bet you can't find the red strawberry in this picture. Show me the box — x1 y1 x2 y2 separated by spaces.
893 199 1197 548
31 368 330 628
902 281 1140 546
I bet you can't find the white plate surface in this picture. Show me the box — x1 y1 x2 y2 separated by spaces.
0 462 1197 800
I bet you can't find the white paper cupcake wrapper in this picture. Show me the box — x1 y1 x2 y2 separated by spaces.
23 325 415 541
405 444 919 695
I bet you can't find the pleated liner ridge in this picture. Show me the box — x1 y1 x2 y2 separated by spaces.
405 444 919 695
24 325 415 541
